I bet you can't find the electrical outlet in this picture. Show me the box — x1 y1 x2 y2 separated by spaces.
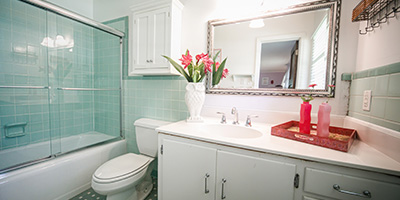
362 90 371 111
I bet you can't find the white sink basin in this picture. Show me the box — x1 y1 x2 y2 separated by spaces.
201 124 263 139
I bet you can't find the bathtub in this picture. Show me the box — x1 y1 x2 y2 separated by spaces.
0 135 127 200
0 132 116 170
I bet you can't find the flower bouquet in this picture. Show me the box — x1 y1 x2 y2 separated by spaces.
163 50 228 122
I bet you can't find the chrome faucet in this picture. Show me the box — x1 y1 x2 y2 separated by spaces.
231 107 239 125
245 115 258 127
217 112 227 124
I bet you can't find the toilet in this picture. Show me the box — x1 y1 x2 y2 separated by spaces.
92 118 169 200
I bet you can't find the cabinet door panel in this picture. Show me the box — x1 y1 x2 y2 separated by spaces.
216 151 296 200
153 8 170 65
161 139 217 200
134 14 150 66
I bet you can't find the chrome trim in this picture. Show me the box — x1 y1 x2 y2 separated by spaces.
119 38 124 139
206 0 341 98
0 86 50 89
19 0 124 37
57 87 120 91
221 178 227 199
333 184 372 198
204 173 210 194
0 137 123 174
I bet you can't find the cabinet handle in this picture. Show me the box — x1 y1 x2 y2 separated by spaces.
333 184 371 198
204 173 210 194
221 178 227 199
149 59 153 63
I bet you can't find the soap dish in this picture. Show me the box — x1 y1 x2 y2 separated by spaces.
271 121 357 152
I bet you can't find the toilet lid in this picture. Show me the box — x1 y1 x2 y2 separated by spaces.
94 153 151 180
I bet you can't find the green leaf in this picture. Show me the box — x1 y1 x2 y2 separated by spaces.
213 50 221 61
213 58 227 86
188 63 193 78
193 70 199 83
199 64 206 82
162 55 192 82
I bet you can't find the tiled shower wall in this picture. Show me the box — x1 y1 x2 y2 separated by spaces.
349 62 400 131
103 17 188 153
0 1 50 150
0 0 121 151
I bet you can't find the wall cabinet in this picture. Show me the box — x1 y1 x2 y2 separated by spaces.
158 134 400 200
158 136 297 200
130 0 182 75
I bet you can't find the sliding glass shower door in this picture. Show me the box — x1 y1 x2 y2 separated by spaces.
0 0 123 172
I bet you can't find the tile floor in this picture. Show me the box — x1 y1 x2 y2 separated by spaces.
70 177 157 200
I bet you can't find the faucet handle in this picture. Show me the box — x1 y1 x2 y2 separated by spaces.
245 115 258 127
216 112 227 124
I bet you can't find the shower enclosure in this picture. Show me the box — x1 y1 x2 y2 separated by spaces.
0 0 124 172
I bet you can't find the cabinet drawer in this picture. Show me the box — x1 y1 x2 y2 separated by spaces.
304 168 400 200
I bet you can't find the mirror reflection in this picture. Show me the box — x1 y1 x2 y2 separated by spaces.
208 0 340 96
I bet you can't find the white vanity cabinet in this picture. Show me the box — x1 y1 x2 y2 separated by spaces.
130 0 182 75
302 162 400 200
158 135 298 200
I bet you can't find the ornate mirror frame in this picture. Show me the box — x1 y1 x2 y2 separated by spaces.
206 0 341 97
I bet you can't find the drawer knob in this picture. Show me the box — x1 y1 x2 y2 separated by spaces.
333 184 371 198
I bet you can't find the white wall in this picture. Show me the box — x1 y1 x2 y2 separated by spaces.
47 0 94 19
355 18 400 71
93 0 139 22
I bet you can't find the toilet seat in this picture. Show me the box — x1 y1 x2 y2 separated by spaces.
93 153 153 184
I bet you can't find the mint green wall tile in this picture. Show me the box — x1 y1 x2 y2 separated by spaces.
385 62 400 74
387 73 400 97
370 117 400 132
369 66 387 76
348 96 362 113
370 97 386 118
350 77 375 95
373 75 389 96
385 98 400 123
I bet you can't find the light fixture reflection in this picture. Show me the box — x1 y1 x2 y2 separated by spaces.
41 35 74 49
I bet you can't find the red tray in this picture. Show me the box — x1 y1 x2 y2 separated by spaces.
271 121 357 152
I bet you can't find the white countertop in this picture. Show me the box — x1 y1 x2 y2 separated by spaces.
157 117 400 176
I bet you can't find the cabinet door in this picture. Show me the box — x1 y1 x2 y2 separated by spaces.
152 7 170 66
133 12 151 67
216 151 296 200
132 8 170 69
160 139 217 200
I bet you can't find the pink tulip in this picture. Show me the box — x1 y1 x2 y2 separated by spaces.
309 84 317 88
179 51 192 69
202 55 214 71
222 68 229 78
196 53 207 63
215 62 220 71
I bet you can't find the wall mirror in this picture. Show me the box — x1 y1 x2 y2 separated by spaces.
206 0 341 97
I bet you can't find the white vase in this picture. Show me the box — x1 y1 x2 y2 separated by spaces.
185 82 205 122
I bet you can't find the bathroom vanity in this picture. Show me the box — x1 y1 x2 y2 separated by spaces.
156 118 400 200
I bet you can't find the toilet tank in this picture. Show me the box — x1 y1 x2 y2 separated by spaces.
134 118 170 157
